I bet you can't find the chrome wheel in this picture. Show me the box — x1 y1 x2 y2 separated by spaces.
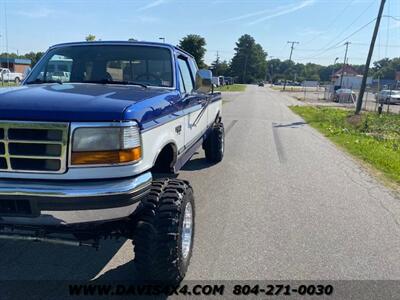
181 201 193 260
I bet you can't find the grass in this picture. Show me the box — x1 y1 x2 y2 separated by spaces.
290 106 400 185
0 82 19 88
214 84 246 92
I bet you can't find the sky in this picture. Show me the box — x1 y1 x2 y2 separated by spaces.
0 0 399 66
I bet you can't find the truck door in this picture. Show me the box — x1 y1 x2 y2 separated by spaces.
177 56 208 149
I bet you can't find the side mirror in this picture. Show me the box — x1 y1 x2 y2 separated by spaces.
195 69 212 94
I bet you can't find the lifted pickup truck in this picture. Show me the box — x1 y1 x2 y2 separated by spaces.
0 41 224 282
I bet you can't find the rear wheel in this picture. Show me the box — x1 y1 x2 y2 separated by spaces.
134 178 195 283
14 77 20 84
204 122 224 163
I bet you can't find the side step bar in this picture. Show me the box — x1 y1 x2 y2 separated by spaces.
0 231 98 248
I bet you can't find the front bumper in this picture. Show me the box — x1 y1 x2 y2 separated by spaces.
0 172 152 226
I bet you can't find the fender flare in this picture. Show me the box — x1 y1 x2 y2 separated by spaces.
151 140 178 170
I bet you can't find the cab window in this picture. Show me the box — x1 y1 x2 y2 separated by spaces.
177 57 194 93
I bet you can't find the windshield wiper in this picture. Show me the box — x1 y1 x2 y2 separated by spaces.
84 79 147 88
26 78 63 85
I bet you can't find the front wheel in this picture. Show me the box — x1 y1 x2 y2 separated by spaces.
203 122 224 163
134 178 195 283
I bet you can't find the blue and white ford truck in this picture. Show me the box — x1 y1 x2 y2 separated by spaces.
0 41 224 282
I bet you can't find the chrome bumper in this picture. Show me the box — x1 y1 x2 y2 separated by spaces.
0 172 152 226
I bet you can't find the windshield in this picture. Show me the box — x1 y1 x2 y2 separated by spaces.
26 45 173 87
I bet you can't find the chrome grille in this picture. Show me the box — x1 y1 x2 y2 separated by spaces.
0 121 69 173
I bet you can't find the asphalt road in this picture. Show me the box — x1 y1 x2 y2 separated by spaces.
1 85 400 297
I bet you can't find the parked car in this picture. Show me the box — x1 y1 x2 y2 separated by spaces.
0 68 24 83
212 76 220 87
218 75 225 86
375 90 400 104
224 76 233 85
333 88 356 103
0 41 225 283
258 81 264 87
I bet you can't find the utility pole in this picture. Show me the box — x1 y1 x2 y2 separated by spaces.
339 42 350 88
283 41 299 91
355 0 386 114
214 51 220 75
267 55 274 83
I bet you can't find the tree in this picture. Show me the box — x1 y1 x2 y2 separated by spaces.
23 51 44 67
85 34 96 42
0 51 44 67
230 34 267 83
372 57 400 79
178 34 207 68
210 53 230 76
266 58 281 82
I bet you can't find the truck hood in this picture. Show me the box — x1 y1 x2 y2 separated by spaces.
0 83 171 122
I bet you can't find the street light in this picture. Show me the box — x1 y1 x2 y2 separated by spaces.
159 37 165 43
330 57 340 101
331 57 339 83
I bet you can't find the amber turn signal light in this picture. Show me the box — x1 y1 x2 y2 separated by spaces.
71 147 141 165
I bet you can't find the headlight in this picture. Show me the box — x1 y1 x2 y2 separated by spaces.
71 125 141 166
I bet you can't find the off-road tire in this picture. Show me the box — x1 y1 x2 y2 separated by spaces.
134 178 195 283
204 122 224 163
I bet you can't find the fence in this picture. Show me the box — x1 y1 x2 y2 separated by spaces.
324 84 400 114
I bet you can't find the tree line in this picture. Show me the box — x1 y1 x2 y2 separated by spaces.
0 51 44 68
1 33 398 84
178 34 400 84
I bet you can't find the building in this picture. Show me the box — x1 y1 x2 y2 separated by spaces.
331 65 372 89
334 75 372 89
0 58 31 73
331 65 360 82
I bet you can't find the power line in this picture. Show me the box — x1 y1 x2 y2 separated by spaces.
384 0 390 58
382 15 400 21
296 14 399 61
297 19 374 60
351 41 400 47
303 0 376 59
331 18 377 49
300 17 377 61
296 44 345 61
302 0 356 45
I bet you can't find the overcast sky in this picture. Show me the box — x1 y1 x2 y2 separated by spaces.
1 0 400 66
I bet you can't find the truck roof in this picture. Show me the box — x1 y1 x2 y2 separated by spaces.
49 41 195 60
